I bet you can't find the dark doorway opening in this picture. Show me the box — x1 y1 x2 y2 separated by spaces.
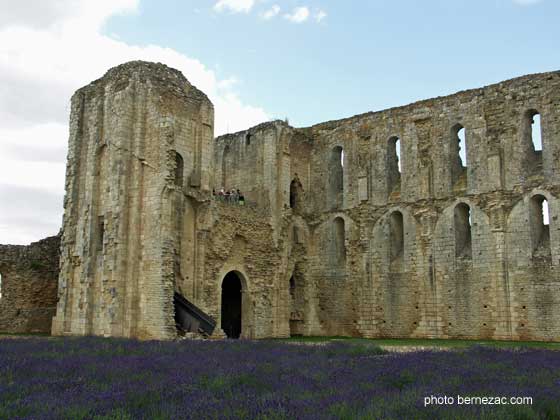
221 271 242 339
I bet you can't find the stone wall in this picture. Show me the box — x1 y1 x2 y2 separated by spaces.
0 235 60 333
52 61 560 342
298 70 560 341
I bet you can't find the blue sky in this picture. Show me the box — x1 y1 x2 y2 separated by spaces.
0 0 557 244
107 0 559 127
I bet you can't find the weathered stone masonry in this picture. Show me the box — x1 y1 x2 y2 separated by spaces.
212 70 560 342
3 61 559 342
0 235 59 333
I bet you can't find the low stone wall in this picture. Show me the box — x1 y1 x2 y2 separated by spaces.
0 235 60 334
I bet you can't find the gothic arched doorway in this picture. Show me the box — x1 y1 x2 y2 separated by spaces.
221 271 242 339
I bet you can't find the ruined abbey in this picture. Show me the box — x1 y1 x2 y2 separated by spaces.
1 61 559 342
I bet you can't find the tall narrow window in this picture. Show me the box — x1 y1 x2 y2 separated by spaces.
454 203 472 259
0 272 3 299
530 194 550 253
174 152 184 187
387 137 401 194
333 217 346 266
328 146 344 209
389 211 404 261
530 112 542 152
523 110 543 176
451 124 467 186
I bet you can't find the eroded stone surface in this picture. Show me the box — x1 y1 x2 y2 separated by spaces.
0 236 59 333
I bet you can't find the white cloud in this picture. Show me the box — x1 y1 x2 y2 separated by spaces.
284 6 310 24
0 0 268 244
512 0 543 4
214 0 255 14
261 5 280 20
315 10 327 23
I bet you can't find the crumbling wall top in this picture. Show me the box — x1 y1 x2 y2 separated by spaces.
75 60 213 106
307 70 560 133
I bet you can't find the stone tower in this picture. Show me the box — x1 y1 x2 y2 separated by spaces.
51 61 214 339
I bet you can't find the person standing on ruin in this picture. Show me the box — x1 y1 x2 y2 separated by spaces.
238 190 245 206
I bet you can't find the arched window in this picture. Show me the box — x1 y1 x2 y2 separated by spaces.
451 124 467 186
454 203 472 259
174 152 184 187
387 137 401 194
522 110 543 176
328 146 344 209
290 178 303 210
389 211 404 261
0 272 3 299
246 133 252 146
333 217 346 266
530 194 550 253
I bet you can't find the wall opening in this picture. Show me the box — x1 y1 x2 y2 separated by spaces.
530 194 550 253
531 113 542 152
221 271 242 339
454 203 472 259
387 137 401 194
333 217 346 266
0 272 2 300
328 146 344 209
174 152 184 188
451 124 467 186
290 178 303 210
523 110 543 176
246 133 252 146
389 211 404 261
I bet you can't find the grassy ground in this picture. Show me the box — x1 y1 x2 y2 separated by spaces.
275 335 560 350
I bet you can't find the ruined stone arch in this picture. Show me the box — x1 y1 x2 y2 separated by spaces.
370 207 415 270
434 200 495 339
369 207 417 337
218 268 253 339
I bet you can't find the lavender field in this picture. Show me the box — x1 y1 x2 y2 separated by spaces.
0 337 559 419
